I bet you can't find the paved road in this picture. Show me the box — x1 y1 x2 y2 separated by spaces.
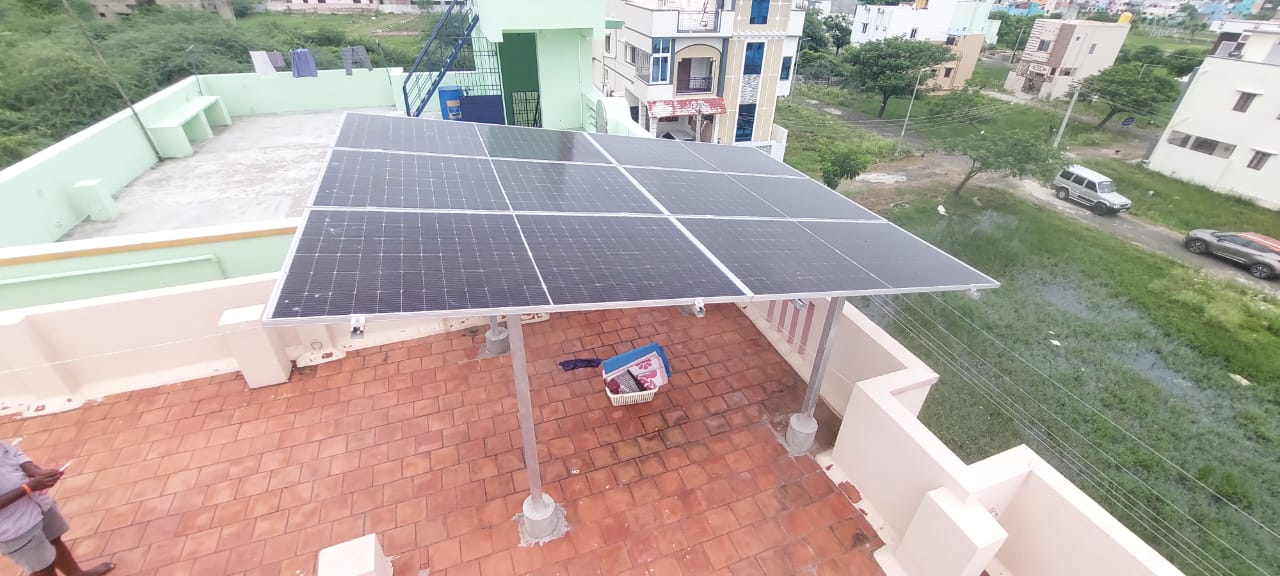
793 97 1280 294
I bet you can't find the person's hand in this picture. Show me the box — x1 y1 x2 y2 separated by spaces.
26 470 61 492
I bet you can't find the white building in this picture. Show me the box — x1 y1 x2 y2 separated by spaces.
848 0 996 89
1003 18 1130 99
593 0 803 154
1147 26 1280 208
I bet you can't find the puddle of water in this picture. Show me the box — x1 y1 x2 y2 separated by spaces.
856 172 907 184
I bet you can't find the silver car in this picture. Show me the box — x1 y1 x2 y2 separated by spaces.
1053 165 1132 215
1184 230 1280 279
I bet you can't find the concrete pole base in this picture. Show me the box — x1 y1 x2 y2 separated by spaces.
482 326 510 357
517 493 566 544
785 413 818 456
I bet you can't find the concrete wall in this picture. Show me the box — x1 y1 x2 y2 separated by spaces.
0 220 296 311
740 298 1186 576
536 29 598 130
1147 56 1280 208
471 0 605 44
199 69 402 115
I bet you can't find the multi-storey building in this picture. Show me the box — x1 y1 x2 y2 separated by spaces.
1003 18 1130 99
593 0 804 153
849 0 996 89
1147 23 1280 207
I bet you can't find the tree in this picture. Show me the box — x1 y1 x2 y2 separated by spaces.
1163 47 1206 77
819 146 870 190
1085 10 1119 22
797 49 844 81
842 38 954 118
802 9 831 52
1080 63 1181 128
923 89 994 131
1130 44 1166 67
823 15 852 55
939 130 1067 195
989 12 1034 51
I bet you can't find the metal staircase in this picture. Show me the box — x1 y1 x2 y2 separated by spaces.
402 1 481 118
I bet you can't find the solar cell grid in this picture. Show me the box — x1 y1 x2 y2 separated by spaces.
492 160 662 214
336 113 487 156
478 124 611 163
315 149 508 210
628 168 784 217
587 132 718 171
727 174 883 221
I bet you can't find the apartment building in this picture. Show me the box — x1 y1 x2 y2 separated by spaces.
593 0 804 152
849 0 996 89
1003 18 1130 99
1147 25 1280 208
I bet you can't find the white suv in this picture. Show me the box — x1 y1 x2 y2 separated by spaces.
1053 165 1133 216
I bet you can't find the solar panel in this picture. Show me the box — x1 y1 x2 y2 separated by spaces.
492 160 662 214
728 174 883 221
265 115 998 324
801 221 996 290
315 149 508 211
681 141 804 177
628 168 785 217
678 218 888 297
588 133 717 171
478 124 611 163
516 214 744 305
272 210 550 319
335 113 487 156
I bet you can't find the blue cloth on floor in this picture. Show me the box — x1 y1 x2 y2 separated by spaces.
559 358 602 371
290 48 318 78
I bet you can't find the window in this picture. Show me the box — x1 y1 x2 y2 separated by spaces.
1232 92 1257 112
945 35 957 46
1088 43 1097 54
1247 150 1273 170
736 104 757 142
1219 235 1250 247
861 23 869 33
750 0 769 24
1071 174 1088 186
1037 39 1051 51
604 34 613 55
1060 67 1074 76
781 56 793 80
943 67 954 78
1189 136 1236 158
1059 170 1076 180
651 39 672 84
744 42 765 75
626 44 637 65
910 28 919 39
1098 180 1116 193
1166 130 1192 147
1084 180 1098 192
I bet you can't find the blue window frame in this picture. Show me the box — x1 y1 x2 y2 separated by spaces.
750 0 769 24
651 38 672 84
743 42 764 75
781 56 793 80
735 104 757 142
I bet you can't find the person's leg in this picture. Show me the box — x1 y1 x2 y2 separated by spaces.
50 537 113 576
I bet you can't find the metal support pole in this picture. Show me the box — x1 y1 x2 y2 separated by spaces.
785 297 844 455
1053 84 1080 149
482 315 510 356
509 313 561 541
895 68 925 156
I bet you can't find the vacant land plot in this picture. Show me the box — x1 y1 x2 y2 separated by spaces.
774 101 896 178
237 12 436 67
1125 29 1215 52
841 185 1280 575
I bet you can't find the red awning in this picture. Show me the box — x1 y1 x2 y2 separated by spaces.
646 97 727 118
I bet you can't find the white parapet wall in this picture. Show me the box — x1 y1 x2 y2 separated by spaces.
740 299 1186 576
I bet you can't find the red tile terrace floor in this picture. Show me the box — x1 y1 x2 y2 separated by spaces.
1 304 884 576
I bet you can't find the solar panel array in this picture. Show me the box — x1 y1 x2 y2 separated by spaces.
266 113 997 323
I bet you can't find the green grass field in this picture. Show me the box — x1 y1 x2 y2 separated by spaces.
794 85 1134 149
854 184 1280 575
236 12 435 67
1125 29 1214 52
1084 159 1280 237
773 100 896 178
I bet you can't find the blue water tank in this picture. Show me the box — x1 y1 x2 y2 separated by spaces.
438 87 464 120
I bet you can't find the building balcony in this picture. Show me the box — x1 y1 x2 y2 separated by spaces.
616 0 735 37
676 75 713 94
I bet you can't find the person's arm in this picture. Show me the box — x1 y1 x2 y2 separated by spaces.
0 472 57 512
0 486 30 512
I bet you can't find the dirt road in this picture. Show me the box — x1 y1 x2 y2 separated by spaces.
795 98 1280 294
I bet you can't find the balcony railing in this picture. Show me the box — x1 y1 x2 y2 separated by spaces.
634 51 653 83
676 75 712 94
676 10 721 32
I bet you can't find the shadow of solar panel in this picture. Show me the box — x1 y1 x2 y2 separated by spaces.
336 113 487 156
272 210 550 319
516 214 744 305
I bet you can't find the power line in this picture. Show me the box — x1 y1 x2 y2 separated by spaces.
921 292 1280 546
867 296 1238 576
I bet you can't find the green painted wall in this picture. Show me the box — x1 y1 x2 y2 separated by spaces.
471 0 604 43
200 69 401 116
535 30 593 130
0 231 292 311
499 33 540 126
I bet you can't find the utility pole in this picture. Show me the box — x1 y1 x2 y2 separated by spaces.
1053 83 1080 149
895 67 927 156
